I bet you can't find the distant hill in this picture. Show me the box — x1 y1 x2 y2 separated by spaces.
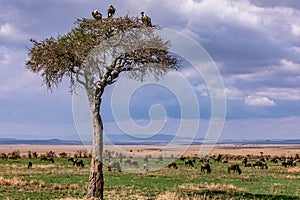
103 134 199 145
0 136 299 145
0 138 83 145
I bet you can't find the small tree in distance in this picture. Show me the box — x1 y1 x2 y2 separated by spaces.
26 15 179 199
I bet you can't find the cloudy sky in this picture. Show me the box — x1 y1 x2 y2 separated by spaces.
0 0 299 141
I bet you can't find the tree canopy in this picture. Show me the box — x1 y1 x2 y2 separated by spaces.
26 16 179 95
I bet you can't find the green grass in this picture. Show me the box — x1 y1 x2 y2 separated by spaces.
0 157 299 199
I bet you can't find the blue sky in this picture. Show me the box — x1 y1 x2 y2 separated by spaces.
0 0 300 140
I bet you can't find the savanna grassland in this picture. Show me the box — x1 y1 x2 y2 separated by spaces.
0 145 299 200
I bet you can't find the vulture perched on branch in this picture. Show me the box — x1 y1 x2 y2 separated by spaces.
92 10 102 20
107 4 116 18
141 12 152 27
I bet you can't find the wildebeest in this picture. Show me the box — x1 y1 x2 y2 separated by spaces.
168 162 178 169
253 161 268 169
270 158 278 163
143 156 149 164
282 159 296 167
1 153 8 160
108 161 121 172
28 162 33 169
199 158 209 163
73 159 84 167
245 163 252 167
124 158 131 166
242 157 248 167
200 163 211 173
228 164 242 175
131 160 139 168
68 157 74 163
179 156 186 161
214 154 222 163
41 157 54 163
185 159 194 167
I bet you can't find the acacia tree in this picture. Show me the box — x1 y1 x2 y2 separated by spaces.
26 16 178 199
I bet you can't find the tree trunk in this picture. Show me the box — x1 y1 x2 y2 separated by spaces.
86 98 104 199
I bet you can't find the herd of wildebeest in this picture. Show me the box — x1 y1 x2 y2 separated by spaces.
0 150 86 169
1 149 299 175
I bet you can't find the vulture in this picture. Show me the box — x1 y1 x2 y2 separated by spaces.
141 12 152 27
92 10 102 20
107 4 116 18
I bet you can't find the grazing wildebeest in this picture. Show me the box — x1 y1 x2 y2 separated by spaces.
228 164 242 175
131 160 139 168
259 157 266 162
179 156 186 161
108 161 122 172
124 158 131 166
199 158 209 163
144 156 149 164
282 159 296 167
200 163 211 173
73 159 84 167
28 162 33 169
68 157 74 163
270 158 278 163
185 159 194 167
245 163 252 167
41 157 54 163
32 152 38 158
215 154 222 163
253 161 268 169
1 153 8 160
168 162 178 169
242 157 248 167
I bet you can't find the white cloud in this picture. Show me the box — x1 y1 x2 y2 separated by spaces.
279 59 300 73
245 95 275 106
0 22 28 42
291 24 300 36
224 87 244 100
256 88 300 101
0 23 13 37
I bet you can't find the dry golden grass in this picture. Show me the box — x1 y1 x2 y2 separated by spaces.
154 183 248 200
156 191 220 200
29 179 38 186
0 145 89 154
287 166 300 173
178 183 247 194
103 188 149 200
39 180 45 188
1 144 299 157
0 176 27 186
